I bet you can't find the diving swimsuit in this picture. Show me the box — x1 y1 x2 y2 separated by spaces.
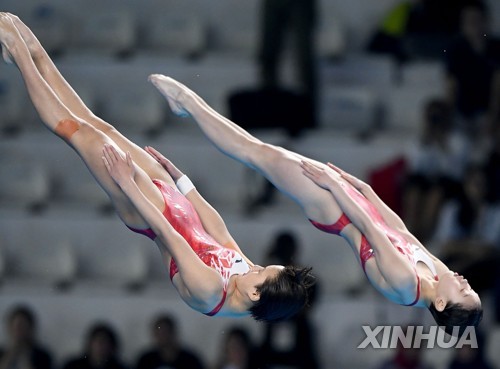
310 184 438 306
127 180 250 316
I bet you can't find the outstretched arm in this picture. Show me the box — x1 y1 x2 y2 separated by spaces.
301 161 417 301
102 144 223 303
326 163 448 267
145 146 253 266
327 163 407 232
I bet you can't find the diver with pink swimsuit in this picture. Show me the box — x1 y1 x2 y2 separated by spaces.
127 178 251 316
148 74 482 337
0 13 315 322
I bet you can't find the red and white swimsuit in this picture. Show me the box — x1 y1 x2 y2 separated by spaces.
310 183 438 306
127 180 250 316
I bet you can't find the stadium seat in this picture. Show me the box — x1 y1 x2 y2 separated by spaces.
322 54 397 89
0 245 5 283
0 148 51 210
66 10 136 58
138 14 208 59
319 85 380 132
45 146 111 212
400 61 446 90
205 0 259 57
0 75 24 134
22 4 69 55
317 9 347 59
73 219 150 290
0 218 77 289
99 80 165 135
486 326 500 366
386 84 444 134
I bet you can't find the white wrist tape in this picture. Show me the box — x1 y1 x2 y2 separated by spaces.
176 175 196 195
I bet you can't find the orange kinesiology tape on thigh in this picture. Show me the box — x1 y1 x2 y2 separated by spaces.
55 119 81 141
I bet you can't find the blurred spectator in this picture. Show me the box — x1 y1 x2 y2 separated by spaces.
483 118 500 205
374 346 434 369
403 98 465 242
258 231 321 369
445 1 500 140
0 305 52 369
374 326 434 369
432 164 500 245
462 119 500 323
406 0 467 35
265 231 299 266
447 329 493 369
367 0 474 62
62 323 127 369
135 314 205 369
212 326 264 369
405 0 475 56
366 0 415 63
432 164 500 293
258 0 318 128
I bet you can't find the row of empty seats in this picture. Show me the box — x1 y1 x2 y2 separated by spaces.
0 214 161 292
0 55 447 137
5 0 497 59
1 0 348 60
1 1 499 367
0 129 415 299
0 0 454 138
0 131 415 297
0 209 368 296
0 129 414 214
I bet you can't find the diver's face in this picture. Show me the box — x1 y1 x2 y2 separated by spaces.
436 271 481 309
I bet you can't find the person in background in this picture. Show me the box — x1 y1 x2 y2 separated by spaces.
150 74 483 337
258 0 318 127
447 329 493 369
482 127 500 322
0 13 315 323
61 323 127 369
403 98 465 242
135 314 205 369
259 231 322 369
374 326 434 369
445 1 500 144
366 0 415 63
431 164 500 295
212 326 264 369
367 0 474 62
0 305 52 369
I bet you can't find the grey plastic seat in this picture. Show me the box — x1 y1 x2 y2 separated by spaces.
0 148 51 210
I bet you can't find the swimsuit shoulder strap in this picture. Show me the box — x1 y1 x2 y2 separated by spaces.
204 289 228 316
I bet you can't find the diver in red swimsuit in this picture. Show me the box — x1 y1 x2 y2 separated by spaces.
0 13 315 322
126 176 251 317
149 74 482 336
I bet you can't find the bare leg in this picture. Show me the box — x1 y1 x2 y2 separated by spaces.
0 14 166 228
149 74 342 224
8 14 172 184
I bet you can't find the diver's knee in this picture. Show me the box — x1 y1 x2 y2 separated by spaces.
54 118 81 141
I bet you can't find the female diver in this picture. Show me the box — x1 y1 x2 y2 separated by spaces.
146 73 482 336
0 13 315 322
